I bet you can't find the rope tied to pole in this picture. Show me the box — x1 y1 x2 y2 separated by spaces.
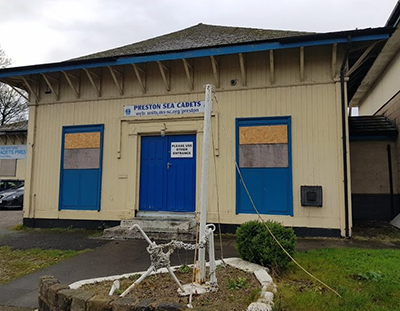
212 92 342 298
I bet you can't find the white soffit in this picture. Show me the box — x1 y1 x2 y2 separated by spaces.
351 27 400 108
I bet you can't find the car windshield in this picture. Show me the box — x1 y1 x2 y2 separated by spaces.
9 184 24 190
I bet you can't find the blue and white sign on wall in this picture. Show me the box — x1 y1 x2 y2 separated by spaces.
124 101 205 117
0 145 27 159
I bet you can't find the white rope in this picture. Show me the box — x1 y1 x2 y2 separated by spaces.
212 92 342 298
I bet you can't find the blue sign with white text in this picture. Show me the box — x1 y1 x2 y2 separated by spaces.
0 145 27 159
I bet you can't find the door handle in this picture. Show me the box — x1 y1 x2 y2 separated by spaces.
167 162 172 169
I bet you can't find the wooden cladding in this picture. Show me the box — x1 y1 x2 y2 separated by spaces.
64 132 101 149
239 125 287 145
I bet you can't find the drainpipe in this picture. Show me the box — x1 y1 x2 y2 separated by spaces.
340 36 352 238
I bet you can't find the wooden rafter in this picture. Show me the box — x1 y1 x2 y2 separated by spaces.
132 64 146 93
9 85 29 101
108 66 124 95
62 71 80 98
6 134 15 144
210 56 220 88
21 76 39 101
347 42 377 76
269 50 275 84
41 74 59 100
239 53 247 86
17 134 25 144
83 68 101 97
182 59 194 90
0 136 6 144
331 44 337 79
157 61 170 91
299 47 305 81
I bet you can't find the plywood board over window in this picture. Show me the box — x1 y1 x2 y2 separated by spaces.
239 125 288 145
239 125 288 168
0 159 17 176
64 149 100 169
64 132 101 149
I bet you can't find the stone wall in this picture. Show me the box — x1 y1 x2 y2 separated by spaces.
39 276 185 311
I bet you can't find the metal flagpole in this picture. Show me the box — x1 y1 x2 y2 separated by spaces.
196 84 213 284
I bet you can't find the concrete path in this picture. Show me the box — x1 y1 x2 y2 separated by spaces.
0 237 237 308
297 237 400 251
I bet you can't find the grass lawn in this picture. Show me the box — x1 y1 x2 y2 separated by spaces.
274 248 400 311
0 246 86 284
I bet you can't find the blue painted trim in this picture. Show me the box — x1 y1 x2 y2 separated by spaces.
0 33 390 78
58 124 104 211
235 116 293 216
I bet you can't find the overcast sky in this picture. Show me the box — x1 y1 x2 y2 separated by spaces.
0 0 398 67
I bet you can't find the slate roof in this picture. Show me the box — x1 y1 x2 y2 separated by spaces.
349 115 398 139
74 23 315 61
0 120 28 134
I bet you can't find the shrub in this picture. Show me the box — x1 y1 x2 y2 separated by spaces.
235 220 296 271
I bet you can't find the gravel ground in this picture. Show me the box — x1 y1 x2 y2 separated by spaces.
0 210 23 234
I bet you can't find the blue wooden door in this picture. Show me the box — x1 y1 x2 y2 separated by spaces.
236 117 293 215
139 135 196 212
59 125 104 211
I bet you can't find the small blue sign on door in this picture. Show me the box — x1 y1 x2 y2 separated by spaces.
139 135 196 212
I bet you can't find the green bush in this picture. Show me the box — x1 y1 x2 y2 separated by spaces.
235 220 296 271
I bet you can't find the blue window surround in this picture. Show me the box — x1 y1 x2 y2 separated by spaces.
58 124 104 211
236 116 293 216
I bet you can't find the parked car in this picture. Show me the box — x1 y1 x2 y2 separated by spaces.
0 180 24 191
0 185 24 210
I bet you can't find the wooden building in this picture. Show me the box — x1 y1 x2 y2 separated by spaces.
0 23 395 237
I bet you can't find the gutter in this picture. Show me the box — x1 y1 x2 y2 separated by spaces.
340 36 352 238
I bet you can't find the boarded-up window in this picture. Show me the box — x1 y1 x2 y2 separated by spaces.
236 117 292 216
0 159 17 176
63 132 101 169
239 125 288 168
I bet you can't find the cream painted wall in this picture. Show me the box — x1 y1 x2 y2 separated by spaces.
23 45 349 235
359 51 400 116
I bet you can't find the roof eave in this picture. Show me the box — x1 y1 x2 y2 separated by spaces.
0 27 393 79
351 26 400 109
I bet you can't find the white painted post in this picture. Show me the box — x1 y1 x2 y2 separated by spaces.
207 225 218 287
196 84 214 284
